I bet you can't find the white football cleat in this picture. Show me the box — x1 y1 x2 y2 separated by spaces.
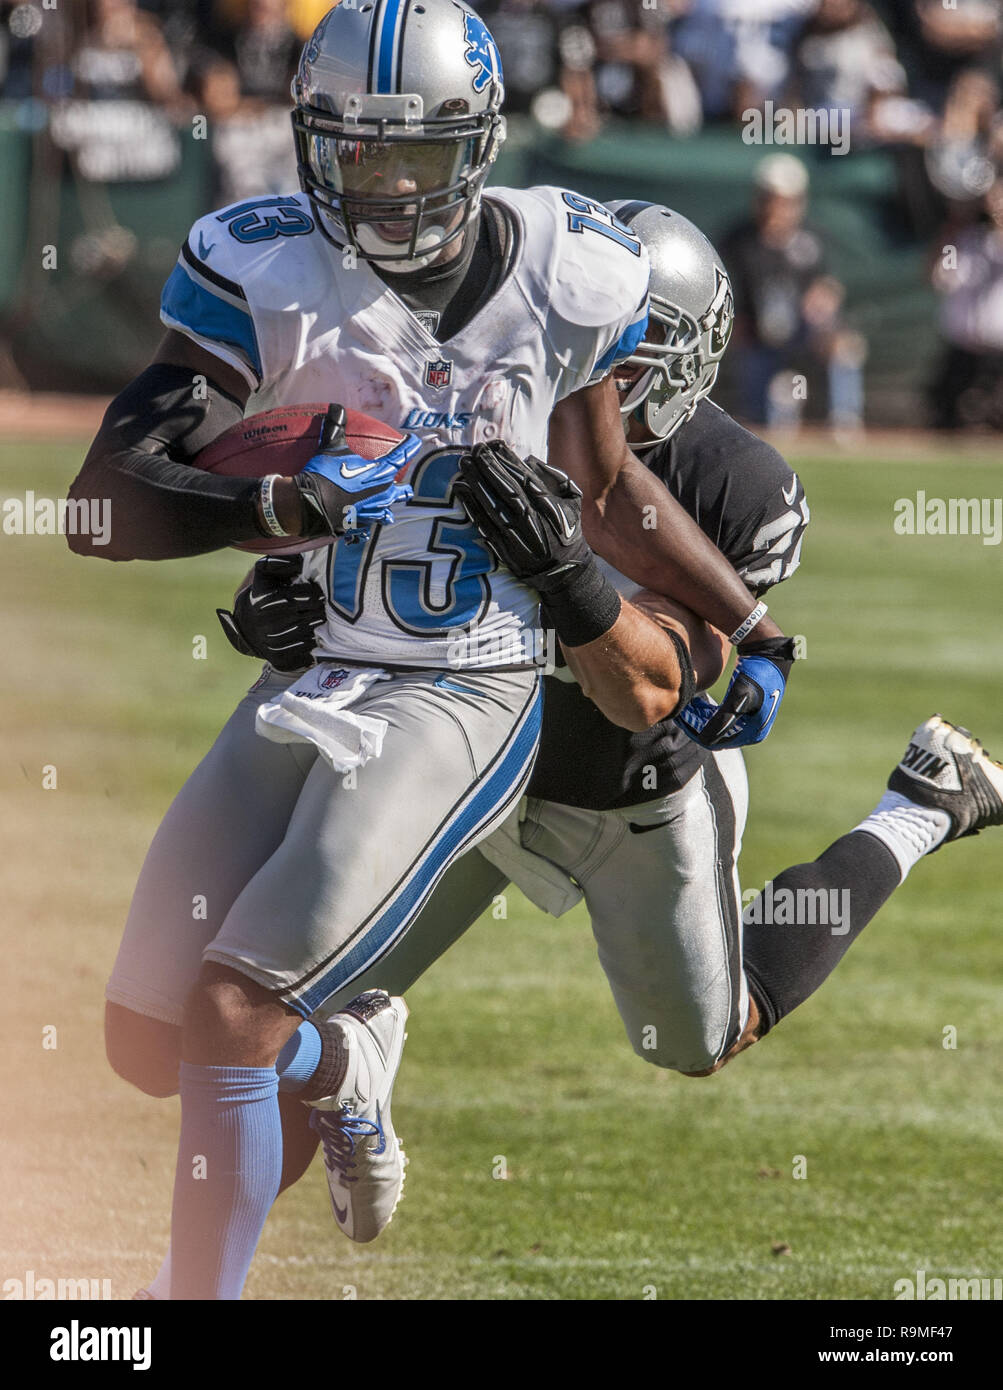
888 715 1003 844
308 990 409 1244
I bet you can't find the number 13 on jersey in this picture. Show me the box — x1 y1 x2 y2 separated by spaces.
327 449 494 637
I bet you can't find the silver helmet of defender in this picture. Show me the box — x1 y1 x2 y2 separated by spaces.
606 201 734 442
292 0 506 271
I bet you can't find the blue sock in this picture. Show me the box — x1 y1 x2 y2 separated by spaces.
276 1021 322 1093
170 1063 282 1300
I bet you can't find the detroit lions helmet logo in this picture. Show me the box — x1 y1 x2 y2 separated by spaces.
462 11 502 94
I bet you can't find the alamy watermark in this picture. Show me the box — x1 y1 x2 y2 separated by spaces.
3 1268 112 1299
2 492 110 545
50 1320 151 1371
742 101 851 157
743 880 850 935
893 492 1001 546
446 625 557 672
894 1269 1002 1300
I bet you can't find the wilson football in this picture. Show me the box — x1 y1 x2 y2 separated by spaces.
193 402 407 554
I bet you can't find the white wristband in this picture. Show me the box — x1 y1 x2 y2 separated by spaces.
729 601 768 646
259 474 289 538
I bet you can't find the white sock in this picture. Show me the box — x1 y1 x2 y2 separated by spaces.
853 790 950 883
145 1253 171 1301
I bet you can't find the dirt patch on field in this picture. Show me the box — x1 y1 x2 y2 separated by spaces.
0 392 108 439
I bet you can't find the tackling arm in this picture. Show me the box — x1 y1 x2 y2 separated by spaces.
560 592 729 732
548 377 785 647
455 442 729 732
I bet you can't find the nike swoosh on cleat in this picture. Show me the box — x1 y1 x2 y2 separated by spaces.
333 1199 348 1224
372 1101 387 1156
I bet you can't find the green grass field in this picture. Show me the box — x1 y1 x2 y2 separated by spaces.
2 438 1001 1301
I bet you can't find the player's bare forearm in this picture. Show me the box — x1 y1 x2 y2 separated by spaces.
563 590 729 732
628 589 730 691
549 380 783 644
561 598 685 732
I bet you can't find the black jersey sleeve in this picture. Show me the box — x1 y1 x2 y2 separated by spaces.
646 399 808 598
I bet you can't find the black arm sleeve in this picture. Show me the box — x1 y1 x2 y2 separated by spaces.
66 363 267 561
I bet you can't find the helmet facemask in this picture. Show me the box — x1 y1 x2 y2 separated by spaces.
292 95 505 271
619 267 734 444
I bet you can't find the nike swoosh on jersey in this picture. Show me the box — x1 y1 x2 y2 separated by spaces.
197 230 214 260
781 477 798 506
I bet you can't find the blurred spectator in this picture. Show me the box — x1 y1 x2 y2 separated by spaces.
74 0 184 109
559 0 701 141
476 0 564 119
720 153 866 430
2 0 52 99
136 1 216 88
45 0 185 181
924 66 1001 203
194 52 299 200
929 176 1003 429
216 0 300 104
796 0 911 142
672 0 817 122
891 0 1002 112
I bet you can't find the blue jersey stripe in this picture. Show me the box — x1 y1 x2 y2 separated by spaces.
376 0 404 93
290 680 542 1014
592 308 650 377
160 261 263 382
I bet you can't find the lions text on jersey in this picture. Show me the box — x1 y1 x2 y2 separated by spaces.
161 186 649 670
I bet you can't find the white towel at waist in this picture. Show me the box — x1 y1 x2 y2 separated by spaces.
256 663 392 773
477 799 584 918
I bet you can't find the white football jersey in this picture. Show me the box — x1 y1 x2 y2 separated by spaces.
161 186 649 668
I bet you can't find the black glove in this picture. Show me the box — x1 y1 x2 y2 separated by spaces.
216 554 325 672
454 442 621 647
453 442 593 591
293 403 419 539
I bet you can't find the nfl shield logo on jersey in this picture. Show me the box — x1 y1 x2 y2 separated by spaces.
320 667 351 690
424 358 453 391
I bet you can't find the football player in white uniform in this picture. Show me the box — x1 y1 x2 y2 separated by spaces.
216 202 1003 1269
67 4 798 1299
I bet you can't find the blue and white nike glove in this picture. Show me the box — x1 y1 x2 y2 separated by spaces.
295 403 419 538
675 635 798 750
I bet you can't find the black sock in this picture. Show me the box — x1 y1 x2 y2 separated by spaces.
743 830 902 1036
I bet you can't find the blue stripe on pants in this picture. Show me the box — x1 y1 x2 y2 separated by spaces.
291 679 542 1014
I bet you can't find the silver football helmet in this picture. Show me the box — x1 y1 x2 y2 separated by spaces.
292 0 506 271
606 201 734 444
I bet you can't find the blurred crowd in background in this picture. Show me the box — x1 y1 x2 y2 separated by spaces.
1 0 1002 430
